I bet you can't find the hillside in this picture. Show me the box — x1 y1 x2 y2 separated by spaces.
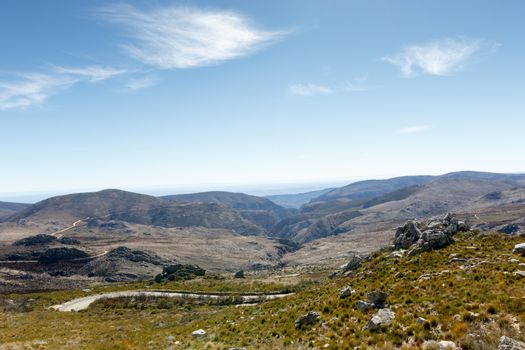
0 201 30 219
3 189 264 236
274 173 525 243
162 191 295 231
311 171 525 203
1 227 525 349
313 175 435 203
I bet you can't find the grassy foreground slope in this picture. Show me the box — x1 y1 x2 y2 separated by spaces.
1 232 525 349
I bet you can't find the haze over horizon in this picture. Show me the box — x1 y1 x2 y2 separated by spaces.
2 1 524 199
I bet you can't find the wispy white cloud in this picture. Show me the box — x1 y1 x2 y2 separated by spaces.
53 66 128 82
123 75 158 92
289 76 375 97
396 125 432 134
0 74 77 110
98 4 288 69
288 83 334 96
382 37 482 77
0 65 131 110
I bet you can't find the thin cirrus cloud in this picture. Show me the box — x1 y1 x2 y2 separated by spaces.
53 66 129 82
382 37 483 77
396 125 432 135
0 73 76 111
288 83 334 96
0 65 128 110
289 77 373 97
123 75 158 92
97 4 288 69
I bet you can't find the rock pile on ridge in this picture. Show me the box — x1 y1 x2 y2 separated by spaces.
394 213 470 255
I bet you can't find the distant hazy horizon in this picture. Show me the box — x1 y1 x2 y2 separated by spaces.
2 168 524 203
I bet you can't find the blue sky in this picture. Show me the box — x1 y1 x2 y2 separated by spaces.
1 0 524 200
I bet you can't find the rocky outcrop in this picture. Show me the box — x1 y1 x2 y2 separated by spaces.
499 336 525 350
394 213 470 255
38 247 89 263
13 234 56 246
154 264 205 282
80 247 164 282
295 311 320 328
13 234 80 246
106 247 163 264
363 308 395 331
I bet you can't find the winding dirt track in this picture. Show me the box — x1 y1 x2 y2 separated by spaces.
51 290 294 312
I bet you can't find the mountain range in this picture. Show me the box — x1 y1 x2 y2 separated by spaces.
0 170 524 276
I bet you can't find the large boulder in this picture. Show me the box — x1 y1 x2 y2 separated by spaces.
295 311 320 328
394 221 421 249
499 336 525 350
363 308 395 331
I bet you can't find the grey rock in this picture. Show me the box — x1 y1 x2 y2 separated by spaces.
419 229 454 252
416 317 426 325
356 300 375 311
362 308 395 331
513 271 525 277
394 221 421 249
366 291 388 308
295 311 320 328
513 243 525 256
457 221 470 232
191 329 207 337
389 250 406 258
339 286 354 298
342 255 362 272
499 336 525 350
423 340 459 349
